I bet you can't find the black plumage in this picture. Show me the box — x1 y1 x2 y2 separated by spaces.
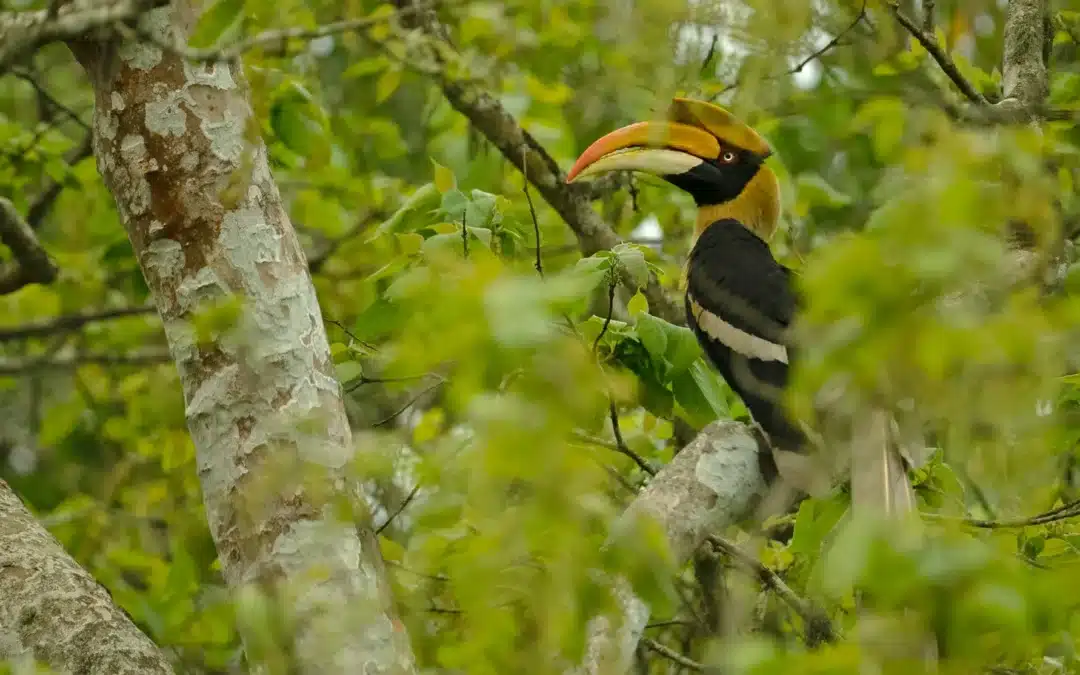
684 218 805 454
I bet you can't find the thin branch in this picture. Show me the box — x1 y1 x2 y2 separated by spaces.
790 0 867 76
592 276 617 355
0 303 156 342
608 401 656 476
0 197 57 295
153 0 449 62
371 378 446 428
522 148 543 278
386 1 683 325
719 0 867 96
640 637 707 672
924 497 1080 529
885 0 989 105
574 430 657 477
307 215 382 273
0 0 167 74
27 134 94 230
345 372 434 393
0 348 172 376
707 536 836 647
376 484 422 534
326 318 378 352
8 68 91 131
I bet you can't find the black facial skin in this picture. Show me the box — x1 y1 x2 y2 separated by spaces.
663 149 765 206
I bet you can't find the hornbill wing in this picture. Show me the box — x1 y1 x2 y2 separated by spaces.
684 218 803 452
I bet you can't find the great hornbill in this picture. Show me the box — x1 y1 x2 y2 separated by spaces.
566 97 914 514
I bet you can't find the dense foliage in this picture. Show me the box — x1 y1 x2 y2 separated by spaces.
3 0 1080 672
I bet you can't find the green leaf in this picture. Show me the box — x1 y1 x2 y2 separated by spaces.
662 323 702 376
671 359 728 427
440 189 469 221
372 183 441 237
375 68 402 103
432 159 456 193
187 0 245 49
636 314 668 364
612 243 649 289
344 56 390 79
335 360 364 385
626 291 648 317
467 190 500 229
269 83 327 156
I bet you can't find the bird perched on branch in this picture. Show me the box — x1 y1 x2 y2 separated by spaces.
566 97 914 516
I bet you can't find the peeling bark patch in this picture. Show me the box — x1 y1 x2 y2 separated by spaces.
118 40 163 71
177 266 227 313
145 92 188 137
143 239 184 283
184 61 236 90
201 114 244 163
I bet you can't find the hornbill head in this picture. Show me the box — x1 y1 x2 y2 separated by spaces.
566 98 781 241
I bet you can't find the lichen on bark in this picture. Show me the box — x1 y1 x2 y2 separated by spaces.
67 4 417 673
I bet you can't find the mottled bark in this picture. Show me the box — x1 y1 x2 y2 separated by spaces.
66 3 416 673
582 422 767 674
0 479 174 674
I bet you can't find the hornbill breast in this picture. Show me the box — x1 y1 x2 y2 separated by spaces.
684 218 805 453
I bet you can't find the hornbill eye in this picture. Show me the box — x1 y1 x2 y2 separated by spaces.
719 150 737 164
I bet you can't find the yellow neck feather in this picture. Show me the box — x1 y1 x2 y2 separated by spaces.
692 166 781 244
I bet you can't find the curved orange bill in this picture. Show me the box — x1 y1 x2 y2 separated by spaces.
565 121 721 183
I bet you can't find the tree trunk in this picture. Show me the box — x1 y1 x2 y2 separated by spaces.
0 479 174 674
66 3 417 673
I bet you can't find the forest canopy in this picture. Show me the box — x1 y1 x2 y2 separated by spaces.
1 0 1080 673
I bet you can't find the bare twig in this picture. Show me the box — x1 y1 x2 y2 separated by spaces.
885 0 989 105
26 135 94 230
608 402 657 476
345 372 434 393
0 303 156 342
371 378 446 428
592 276 617 355
522 148 543 278
719 0 867 96
8 68 91 131
791 0 867 76
924 497 1080 529
307 215 382 273
0 197 57 295
641 637 707 671
707 536 836 646
376 484 422 534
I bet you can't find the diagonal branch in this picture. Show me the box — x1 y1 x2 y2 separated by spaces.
0 479 175 672
885 1 989 105
0 0 167 74
0 197 58 295
0 304 156 342
384 1 683 325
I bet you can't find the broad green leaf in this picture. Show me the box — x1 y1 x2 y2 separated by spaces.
635 313 668 364
612 243 649 289
375 68 403 103
372 183 441 237
626 291 648 317
432 159 456 193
